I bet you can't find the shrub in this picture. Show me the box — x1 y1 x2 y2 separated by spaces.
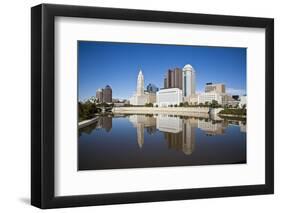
145 103 153 107
219 108 246 116
78 101 98 121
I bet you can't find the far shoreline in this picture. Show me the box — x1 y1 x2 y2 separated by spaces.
78 106 246 128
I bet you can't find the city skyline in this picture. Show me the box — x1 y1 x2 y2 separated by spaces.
78 41 246 101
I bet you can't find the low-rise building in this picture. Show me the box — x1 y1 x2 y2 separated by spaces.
156 88 183 107
225 95 239 107
145 92 156 104
130 95 147 105
239 95 247 108
197 92 231 106
129 92 156 106
198 92 221 105
205 82 225 93
184 94 198 105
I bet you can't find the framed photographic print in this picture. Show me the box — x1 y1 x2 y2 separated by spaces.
31 3 274 209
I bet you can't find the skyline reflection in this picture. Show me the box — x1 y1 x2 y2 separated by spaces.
78 114 246 171
127 114 246 155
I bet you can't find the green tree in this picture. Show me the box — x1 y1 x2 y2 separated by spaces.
145 103 153 107
210 100 219 108
78 101 98 122
183 102 189 107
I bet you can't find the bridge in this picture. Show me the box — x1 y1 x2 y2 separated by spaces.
96 106 113 113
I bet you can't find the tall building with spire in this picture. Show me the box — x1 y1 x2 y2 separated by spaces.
136 70 144 95
130 69 156 105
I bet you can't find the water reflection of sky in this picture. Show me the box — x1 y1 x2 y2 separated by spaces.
78 115 246 171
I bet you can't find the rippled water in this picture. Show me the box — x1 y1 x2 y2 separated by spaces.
78 114 246 170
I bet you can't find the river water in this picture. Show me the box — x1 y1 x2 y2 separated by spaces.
78 114 246 170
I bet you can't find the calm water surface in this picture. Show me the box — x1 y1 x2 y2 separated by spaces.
78 114 246 170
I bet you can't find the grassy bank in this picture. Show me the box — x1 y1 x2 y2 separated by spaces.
218 108 246 121
219 108 246 116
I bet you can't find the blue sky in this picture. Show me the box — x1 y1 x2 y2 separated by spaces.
78 41 246 100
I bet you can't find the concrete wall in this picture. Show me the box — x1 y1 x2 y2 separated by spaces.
112 107 210 118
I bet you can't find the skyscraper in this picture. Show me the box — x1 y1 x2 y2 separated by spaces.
174 68 182 89
130 69 153 105
136 70 144 96
103 85 112 103
164 68 182 89
96 88 103 103
164 75 168 89
146 83 159 93
182 64 196 97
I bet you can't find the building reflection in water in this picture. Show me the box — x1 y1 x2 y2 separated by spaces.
239 121 247 133
137 123 144 148
129 114 197 155
182 119 196 155
128 114 246 156
80 116 113 135
129 115 156 148
156 115 182 133
156 115 195 155
164 118 196 155
98 116 113 132
80 115 246 150
197 119 227 136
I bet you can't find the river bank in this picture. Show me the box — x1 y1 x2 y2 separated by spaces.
112 107 210 118
78 107 246 128
218 114 246 120
78 116 99 128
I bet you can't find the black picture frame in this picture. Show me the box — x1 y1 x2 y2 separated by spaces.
31 3 274 209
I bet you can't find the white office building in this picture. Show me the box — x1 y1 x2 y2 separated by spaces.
197 92 228 105
182 64 196 97
156 88 183 107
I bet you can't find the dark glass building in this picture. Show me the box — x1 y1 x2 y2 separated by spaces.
103 85 112 103
96 85 112 103
146 83 159 93
164 68 182 89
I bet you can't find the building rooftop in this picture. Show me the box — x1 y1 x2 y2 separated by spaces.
183 64 194 70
